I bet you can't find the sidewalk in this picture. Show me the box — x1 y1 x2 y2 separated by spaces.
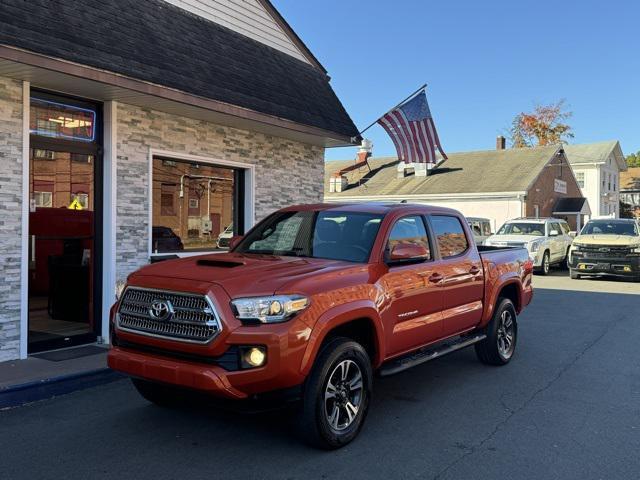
0 344 122 409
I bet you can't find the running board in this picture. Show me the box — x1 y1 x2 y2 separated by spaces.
378 334 486 377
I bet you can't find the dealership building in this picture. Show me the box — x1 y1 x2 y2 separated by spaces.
0 0 357 360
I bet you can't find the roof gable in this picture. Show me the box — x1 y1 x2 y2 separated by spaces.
325 146 562 198
563 141 626 169
162 0 323 70
0 0 357 139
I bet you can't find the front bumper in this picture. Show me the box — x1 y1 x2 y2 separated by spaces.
569 253 640 277
107 281 312 400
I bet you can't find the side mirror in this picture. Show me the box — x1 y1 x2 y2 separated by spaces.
228 235 243 250
388 243 429 263
549 229 559 237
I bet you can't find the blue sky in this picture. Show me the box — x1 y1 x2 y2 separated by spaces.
273 0 640 161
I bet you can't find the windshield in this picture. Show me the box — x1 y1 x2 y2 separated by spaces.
496 222 545 236
235 210 384 262
581 221 638 236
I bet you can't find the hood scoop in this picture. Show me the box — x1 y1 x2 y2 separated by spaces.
196 258 245 268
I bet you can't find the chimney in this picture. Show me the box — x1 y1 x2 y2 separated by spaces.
496 135 506 150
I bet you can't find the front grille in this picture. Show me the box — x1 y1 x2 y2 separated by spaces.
577 246 631 259
117 287 222 343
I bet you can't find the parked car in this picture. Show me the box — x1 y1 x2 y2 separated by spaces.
108 203 533 449
151 226 183 253
568 218 640 281
216 222 233 249
484 217 573 275
466 217 493 245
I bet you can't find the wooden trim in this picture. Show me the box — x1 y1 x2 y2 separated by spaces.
0 45 354 145
255 0 328 74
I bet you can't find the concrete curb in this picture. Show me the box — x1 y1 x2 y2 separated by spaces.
0 368 124 409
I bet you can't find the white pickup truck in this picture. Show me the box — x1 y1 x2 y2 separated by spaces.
483 217 573 274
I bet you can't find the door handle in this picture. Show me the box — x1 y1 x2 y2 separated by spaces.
428 273 444 283
469 266 481 275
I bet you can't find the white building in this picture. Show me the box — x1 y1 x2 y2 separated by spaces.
564 141 627 218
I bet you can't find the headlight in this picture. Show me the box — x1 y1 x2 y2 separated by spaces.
632 246 640 254
231 295 309 324
115 280 126 301
529 240 543 252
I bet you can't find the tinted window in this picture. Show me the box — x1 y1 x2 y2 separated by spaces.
431 215 469 258
236 210 383 262
559 222 570 235
387 216 431 259
497 222 545 236
581 221 638 236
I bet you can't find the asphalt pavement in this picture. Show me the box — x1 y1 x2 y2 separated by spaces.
1 272 639 480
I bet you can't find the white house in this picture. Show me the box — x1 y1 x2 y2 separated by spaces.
564 141 627 218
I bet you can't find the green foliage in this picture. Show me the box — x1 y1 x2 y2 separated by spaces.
626 152 640 167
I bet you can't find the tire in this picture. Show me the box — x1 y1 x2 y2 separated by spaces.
536 251 551 276
131 378 187 407
475 298 518 366
562 247 571 270
296 337 372 449
570 269 581 280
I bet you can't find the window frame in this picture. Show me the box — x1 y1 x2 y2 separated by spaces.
383 214 434 265
148 150 255 259
426 214 471 260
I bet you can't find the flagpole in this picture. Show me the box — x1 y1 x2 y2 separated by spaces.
355 83 427 139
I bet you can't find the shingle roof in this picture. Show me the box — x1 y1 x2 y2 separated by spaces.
621 167 640 191
563 141 620 165
0 0 358 139
325 145 561 197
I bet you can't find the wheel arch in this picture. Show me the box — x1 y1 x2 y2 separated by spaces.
299 303 384 375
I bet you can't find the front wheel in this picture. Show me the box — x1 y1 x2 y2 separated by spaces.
296 337 372 449
475 298 518 366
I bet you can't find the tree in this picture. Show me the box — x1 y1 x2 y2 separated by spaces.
626 152 640 168
509 100 574 147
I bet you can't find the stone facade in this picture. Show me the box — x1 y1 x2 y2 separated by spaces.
0 77 23 361
116 103 325 281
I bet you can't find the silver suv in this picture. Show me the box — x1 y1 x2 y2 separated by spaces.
484 217 574 275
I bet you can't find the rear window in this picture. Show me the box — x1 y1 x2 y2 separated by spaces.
431 215 469 258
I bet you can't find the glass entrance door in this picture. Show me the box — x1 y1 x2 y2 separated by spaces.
28 92 102 353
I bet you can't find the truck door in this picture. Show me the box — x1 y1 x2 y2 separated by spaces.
549 222 564 262
378 215 444 355
428 215 485 337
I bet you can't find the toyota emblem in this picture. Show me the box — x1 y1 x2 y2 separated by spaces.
149 299 174 321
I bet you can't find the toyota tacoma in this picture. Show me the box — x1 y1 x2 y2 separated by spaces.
108 203 533 448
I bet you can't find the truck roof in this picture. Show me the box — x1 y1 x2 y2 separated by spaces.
279 202 462 215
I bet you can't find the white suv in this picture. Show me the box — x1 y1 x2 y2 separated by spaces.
484 218 573 275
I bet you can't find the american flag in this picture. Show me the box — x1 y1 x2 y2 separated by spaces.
377 90 447 164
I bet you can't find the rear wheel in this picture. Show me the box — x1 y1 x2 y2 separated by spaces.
537 251 550 275
296 337 372 449
475 298 517 366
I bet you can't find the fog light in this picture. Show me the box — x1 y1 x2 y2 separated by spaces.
623 266 632 272
240 346 266 368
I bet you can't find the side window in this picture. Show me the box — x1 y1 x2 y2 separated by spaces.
551 222 562 235
431 215 469 258
560 222 570 235
387 216 431 259
482 222 492 236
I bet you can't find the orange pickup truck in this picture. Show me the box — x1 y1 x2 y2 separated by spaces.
108 203 533 448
